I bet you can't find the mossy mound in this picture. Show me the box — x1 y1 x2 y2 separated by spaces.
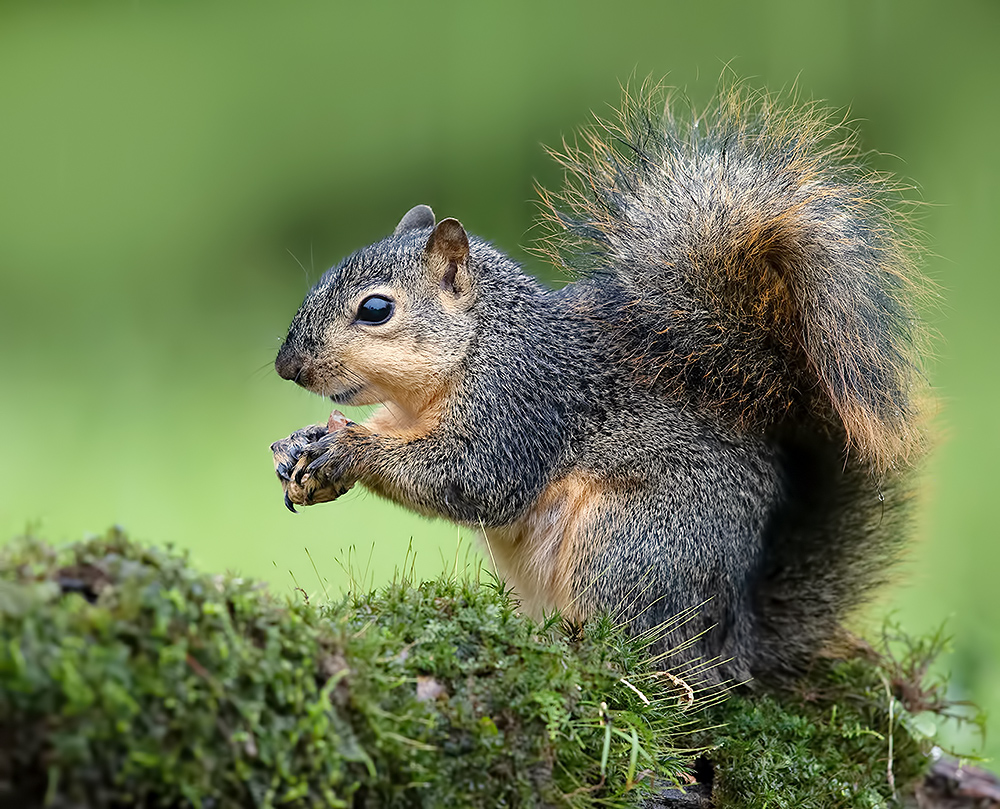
0 530 697 808
704 658 934 809
0 530 940 807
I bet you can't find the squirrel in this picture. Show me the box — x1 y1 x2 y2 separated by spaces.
270 86 928 685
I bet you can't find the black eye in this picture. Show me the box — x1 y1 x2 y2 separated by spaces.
355 294 395 325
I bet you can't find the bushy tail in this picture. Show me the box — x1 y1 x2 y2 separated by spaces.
541 84 929 473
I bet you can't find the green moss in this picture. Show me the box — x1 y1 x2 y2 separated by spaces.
697 650 940 809
0 530 949 808
0 530 697 808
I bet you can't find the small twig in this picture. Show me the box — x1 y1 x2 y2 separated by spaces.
880 672 896 798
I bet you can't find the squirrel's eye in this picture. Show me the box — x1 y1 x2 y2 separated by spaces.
355 294 395 325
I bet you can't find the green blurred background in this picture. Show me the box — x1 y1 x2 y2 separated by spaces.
2 0 997 760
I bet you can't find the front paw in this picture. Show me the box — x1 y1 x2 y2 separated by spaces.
283 426 368 510
271 423 328 492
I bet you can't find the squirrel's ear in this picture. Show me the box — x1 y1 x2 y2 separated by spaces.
425 218 473 302
394 204 435 235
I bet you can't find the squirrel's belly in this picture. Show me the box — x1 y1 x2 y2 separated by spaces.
482 471 604 621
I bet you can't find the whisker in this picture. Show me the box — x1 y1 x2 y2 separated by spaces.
286 247 311 288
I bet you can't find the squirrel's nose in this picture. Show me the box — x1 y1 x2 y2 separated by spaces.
275 344 304 382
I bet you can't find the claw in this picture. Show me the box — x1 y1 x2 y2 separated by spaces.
284 491 298 513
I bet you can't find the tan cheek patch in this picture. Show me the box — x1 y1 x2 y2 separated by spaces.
332 334 456 441
341 336 446 402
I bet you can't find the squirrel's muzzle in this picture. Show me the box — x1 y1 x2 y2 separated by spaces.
275 344 306 385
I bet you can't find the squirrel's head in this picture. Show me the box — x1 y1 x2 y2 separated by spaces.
275 205 479 418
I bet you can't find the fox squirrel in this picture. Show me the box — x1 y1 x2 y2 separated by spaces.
270 87 928 684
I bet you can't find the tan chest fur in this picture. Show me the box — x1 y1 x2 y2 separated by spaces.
357 391 452 517
362 395 448 442
482 471 603 621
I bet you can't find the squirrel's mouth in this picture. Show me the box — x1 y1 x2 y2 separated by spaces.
329 384 365 405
